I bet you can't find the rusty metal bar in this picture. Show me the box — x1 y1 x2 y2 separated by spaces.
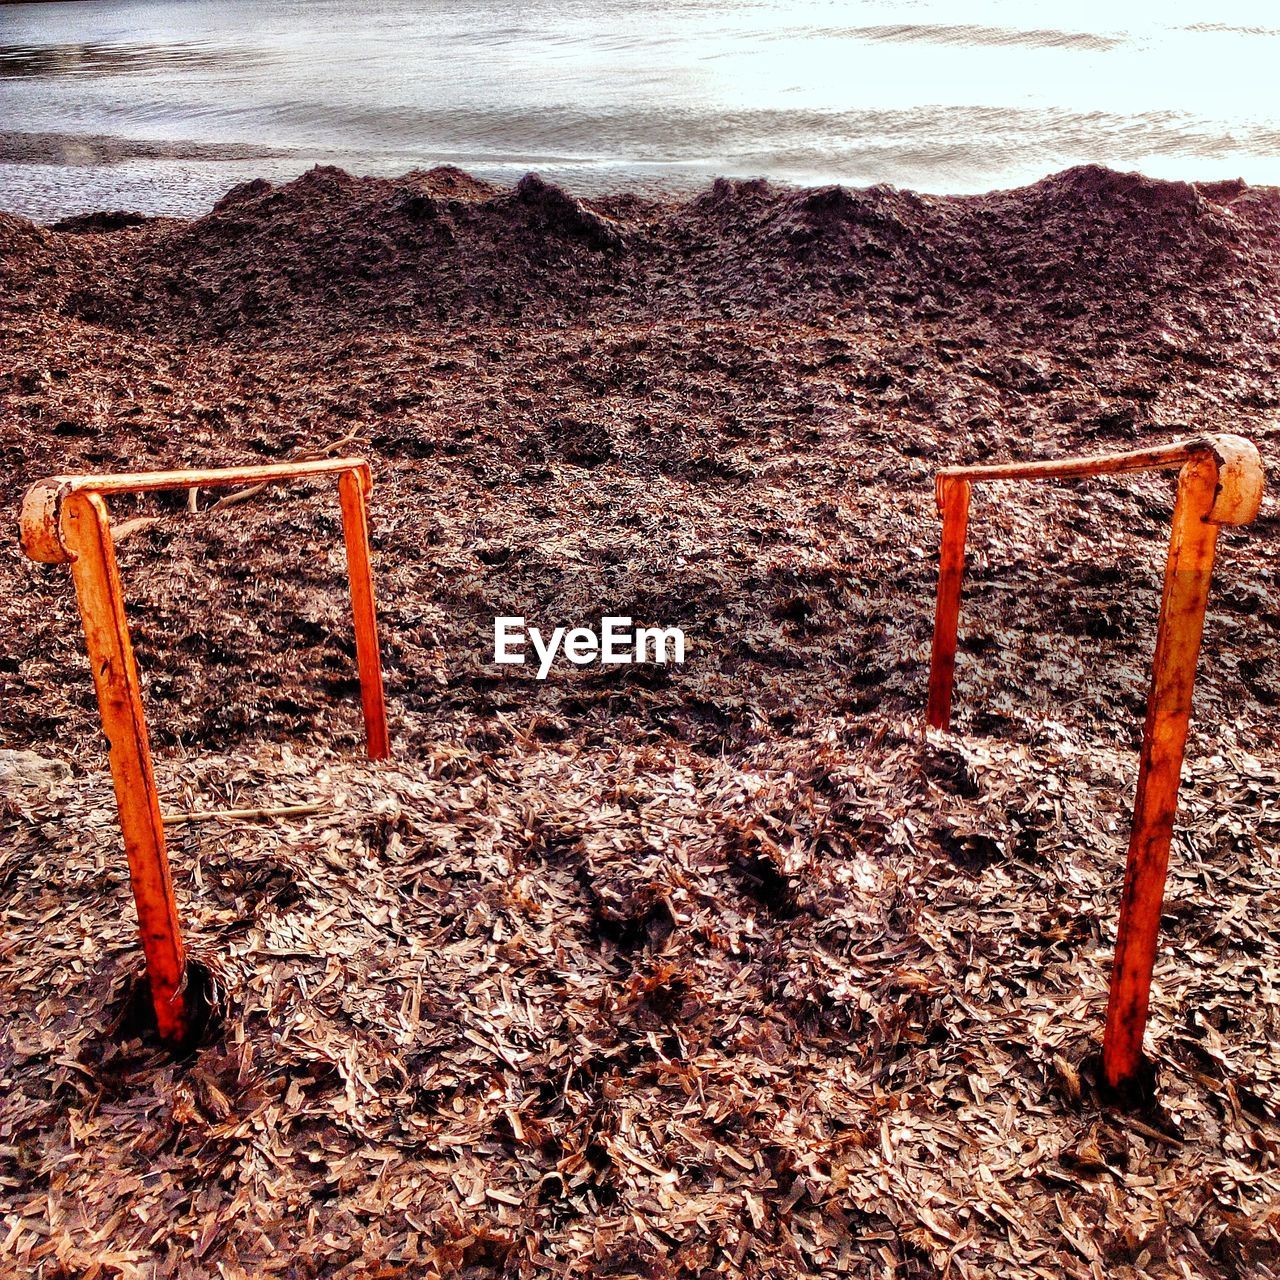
935 435 1223 485
338 465 390 761
926 475 971 731
24 457 360 510
61 490 189 1042
1102 453 1227 1090
926 434 1264 1092
20 457 391 1045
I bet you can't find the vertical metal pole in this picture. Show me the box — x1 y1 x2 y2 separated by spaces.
338 467 390 760
60 492 190 1044
1103 457 1221 1091
927 476 971 730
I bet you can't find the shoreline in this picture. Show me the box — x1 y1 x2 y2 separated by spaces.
2 136 1273 224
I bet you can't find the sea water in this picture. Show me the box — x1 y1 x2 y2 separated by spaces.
2 0 1279 219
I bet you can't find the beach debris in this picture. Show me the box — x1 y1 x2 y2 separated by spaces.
0 748 72 800
4 727 1278 1276
2 163 1278 1275
159 801 330 825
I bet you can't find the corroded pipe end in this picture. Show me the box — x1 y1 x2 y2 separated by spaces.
1202 433 1265 526
20 479 74 564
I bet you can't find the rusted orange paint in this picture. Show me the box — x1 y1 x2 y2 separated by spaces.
21 458 370 565
61 491 190 1042
926 475 970 731
1102 455 1226 1090
338 465 390 761
20 458 391 1045
926 434 1264 1092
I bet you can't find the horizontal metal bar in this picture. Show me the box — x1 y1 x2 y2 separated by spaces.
935 433 1263 529
38 456 364 497
937 437 1209 484
21 457 370 564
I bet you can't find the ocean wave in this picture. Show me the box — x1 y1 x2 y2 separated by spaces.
0 40 268 80
1182 22 1280 37
831 24 1125 53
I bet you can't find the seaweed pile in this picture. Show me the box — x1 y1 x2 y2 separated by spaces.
1 165 1278 1278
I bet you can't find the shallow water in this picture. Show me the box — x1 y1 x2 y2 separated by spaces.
2 0 1279 220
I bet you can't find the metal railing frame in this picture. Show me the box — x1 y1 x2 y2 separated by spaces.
20 458 390 1045
926 434 1265 1091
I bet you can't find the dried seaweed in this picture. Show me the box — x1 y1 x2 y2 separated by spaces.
2 165 1279 1277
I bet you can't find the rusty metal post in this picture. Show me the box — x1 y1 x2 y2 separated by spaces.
926 475 970 730
1102 455 1222 1090
337 466 390 760
60 491 190 1044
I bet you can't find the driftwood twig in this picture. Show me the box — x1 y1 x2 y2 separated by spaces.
161 802 329 826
